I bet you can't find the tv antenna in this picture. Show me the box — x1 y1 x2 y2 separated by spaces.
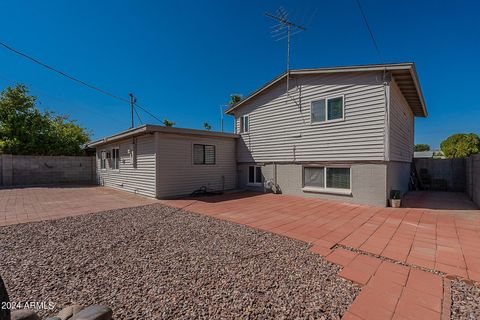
265 7 306 92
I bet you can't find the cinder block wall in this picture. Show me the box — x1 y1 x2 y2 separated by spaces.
414 158 466 192
466 154 480 207
0 154 96 186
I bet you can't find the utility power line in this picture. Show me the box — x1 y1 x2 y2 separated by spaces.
354 0 384 63
0 40 162 124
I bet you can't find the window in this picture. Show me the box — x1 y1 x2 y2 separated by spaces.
248 165 262 185
304 167 324 188
112 148 120 170
240 115 249 133
100 151 106 170
303 167 350 190
193 144 215 165
311 96 344 123
326 168 350 189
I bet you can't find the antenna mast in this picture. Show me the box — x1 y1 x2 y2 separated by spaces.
265 8 306 92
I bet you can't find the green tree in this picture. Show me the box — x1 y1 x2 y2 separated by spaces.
162 119 175 127
203 122 212 131
228 94 242 106
414 144 431 152
440 133 480 158
0 84 90 156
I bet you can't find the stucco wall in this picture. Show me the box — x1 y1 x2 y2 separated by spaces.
238 162 388 207
0 154 95 186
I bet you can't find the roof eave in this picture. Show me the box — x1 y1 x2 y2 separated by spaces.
225 63 428 117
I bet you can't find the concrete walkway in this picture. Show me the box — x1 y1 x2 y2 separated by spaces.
162 191 480 320
0 185 157 226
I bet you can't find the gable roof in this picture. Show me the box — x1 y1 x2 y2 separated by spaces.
225 62 427 117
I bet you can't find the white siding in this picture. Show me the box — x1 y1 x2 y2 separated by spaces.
96 134 156 197
234 71 387 162
156 133 237 198
389 79 414 162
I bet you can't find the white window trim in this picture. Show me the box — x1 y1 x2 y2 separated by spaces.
240 114 249 134
247 165 262 186
100 150 107 171
310 95 345 124
302 166 352 196
111 147 120 171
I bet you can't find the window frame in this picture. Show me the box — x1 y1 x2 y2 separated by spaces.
310 95 345 124
111 147 120 171
247 165 263 186
302 165 352 195
239 114 249 133
100 150 107 170
193 143 216 165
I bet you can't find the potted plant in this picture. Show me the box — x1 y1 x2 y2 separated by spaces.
389 190 402 208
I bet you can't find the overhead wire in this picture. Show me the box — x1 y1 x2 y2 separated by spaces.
0 40 162 123
354 0 384 63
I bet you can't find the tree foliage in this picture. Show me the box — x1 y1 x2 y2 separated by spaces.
228 94 242 106
0 84 90 156
203 122 212 131
440 133 480 158
414 144 431 152
162 119 175 127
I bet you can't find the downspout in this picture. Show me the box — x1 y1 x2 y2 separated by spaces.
383 70 391 203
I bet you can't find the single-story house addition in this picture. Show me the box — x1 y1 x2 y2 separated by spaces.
88 62 428 207
88 126 238 198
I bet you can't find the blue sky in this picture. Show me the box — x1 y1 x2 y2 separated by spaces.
0 0 478 148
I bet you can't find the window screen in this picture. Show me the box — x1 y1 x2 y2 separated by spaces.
311 99 326 123
326 168 350 189
240 115 249 133
304 167 325 188
327 97 343 120
193 144 216 165
255 166 262 183
204 145 215 164
112 148 120 170
100 151 106 169
248 165 262 184
249 166 255 183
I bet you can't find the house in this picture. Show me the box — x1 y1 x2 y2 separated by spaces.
88 62 427 207
87 125 238 198
225 62 427 206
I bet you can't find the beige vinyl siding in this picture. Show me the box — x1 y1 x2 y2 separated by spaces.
96 134 156 197
234 71 387 162
389 79 414 162
156 133 237 198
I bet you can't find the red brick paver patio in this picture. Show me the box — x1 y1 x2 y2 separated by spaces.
0 185 157 226
162 191 480 320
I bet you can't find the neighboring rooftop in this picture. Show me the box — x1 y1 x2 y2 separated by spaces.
225 62 427 117
88 124 239 147
414 151 435 158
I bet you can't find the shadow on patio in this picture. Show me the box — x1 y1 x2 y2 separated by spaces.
403 191 479 211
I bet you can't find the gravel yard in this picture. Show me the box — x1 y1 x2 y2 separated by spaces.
0 204 359 319
451 280 480 319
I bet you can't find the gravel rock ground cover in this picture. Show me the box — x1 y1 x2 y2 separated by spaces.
0 204 360 319
451 280 480 319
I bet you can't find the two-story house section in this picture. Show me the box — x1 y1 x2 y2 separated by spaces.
226 63 427 206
